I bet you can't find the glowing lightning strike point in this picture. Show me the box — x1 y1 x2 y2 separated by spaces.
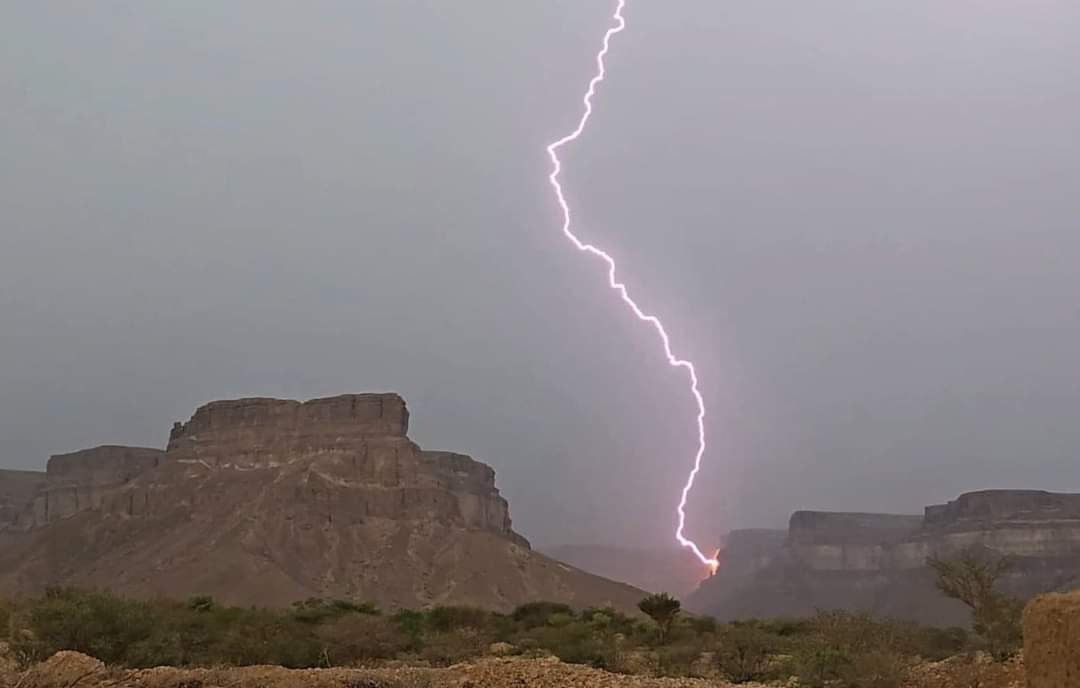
545 0 719 574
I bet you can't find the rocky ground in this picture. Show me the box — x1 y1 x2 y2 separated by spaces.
0 651 760 688
1 650 1030 688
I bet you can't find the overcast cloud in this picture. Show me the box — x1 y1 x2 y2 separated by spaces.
2 1 1079 550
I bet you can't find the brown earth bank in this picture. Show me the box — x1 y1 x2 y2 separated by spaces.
0 651 1029 688
0 394 644 613
4 652 753 688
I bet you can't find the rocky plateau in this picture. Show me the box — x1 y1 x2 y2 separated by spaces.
0 394 644 612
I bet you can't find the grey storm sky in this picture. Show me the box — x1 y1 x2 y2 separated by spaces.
2 1 1079 550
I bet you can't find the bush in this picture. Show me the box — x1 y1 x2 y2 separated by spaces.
0 587 984 682
519 620 610 667
424 606 494 633
841 649 910 688
656 641 704 677
213 609 322 667
794 644 852 688
419 628 487 666
318 614 413 664
714 624 775 683
511 602 573 628
291 598 379 625
11 588 158 664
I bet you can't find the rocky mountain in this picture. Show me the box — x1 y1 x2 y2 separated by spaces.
0 394 644 612
687 490 1080 625
541 544 708 598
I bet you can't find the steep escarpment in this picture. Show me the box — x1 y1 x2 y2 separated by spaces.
0 394 643 612
0 469 46 530
0 446 165 531
688 490 1080 625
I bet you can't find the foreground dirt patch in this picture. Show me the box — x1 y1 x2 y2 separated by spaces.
906 654 1024 688
3 654 754 688
4 651 1036 688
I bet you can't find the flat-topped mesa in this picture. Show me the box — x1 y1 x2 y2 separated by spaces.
36 446 165 527
167 394 410 467
0 392 647 611
924 489 1080 529
789 511 923 546
690 489 1080 625
46 446 165 487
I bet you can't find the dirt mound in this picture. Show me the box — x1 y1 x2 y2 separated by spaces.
907 654 1023 688
17 652 107 688
3 656 755 688
446 657 749 687
123 665 432 688
1023 590 1080 688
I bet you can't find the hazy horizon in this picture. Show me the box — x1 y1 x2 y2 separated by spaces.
3 1 1079 550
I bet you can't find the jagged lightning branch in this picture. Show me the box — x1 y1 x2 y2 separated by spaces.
545 0 719 572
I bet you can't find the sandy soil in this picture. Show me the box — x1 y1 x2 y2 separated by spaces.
2 650 1027 688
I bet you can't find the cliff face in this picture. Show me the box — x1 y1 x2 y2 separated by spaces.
0 447 165 531
0 469 47 530
687 490 1080 625
0 394 643 612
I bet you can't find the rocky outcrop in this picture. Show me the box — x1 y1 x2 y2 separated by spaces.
1 447 164 531
688 490 1080 625
0 394 643 612
0 469 46 530
34 446 165 527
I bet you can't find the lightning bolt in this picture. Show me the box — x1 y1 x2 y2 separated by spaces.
545 0 719 574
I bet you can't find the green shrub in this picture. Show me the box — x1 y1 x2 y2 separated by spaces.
0 588 982 681
713 623 775 683
520 620 608 666
393 609 426 644
794 644 852 688
511 602 573 628
318 613 413 664
656 639 705 677
11 588 158 664
424 606 494 633
419 628 487 666
217 609 322 667
291 598 379 625
840 649 911 688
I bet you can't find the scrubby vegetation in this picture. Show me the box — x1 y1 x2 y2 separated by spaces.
0 587 989 686
928 550 1023 661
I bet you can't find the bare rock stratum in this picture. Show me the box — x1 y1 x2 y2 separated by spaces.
0 394 644 612
688 490 1080 625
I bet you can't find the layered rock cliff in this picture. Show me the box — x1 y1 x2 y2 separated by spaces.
687 490 1080 625
0 394 643 612
0 446 165 531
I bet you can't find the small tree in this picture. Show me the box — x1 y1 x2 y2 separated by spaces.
927 550 1022 661
638 593 681 644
